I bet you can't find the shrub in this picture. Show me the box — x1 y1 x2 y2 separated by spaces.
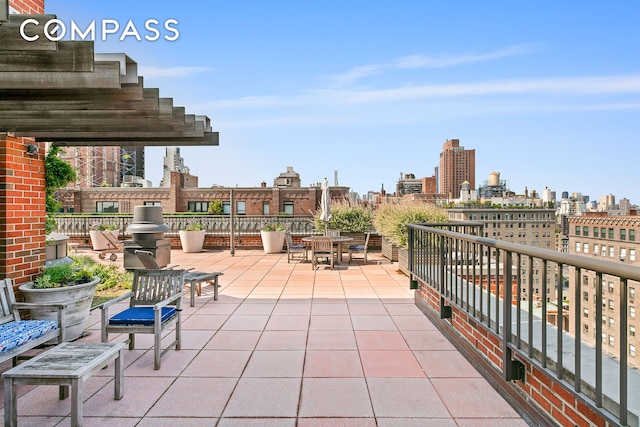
372 202 448 248
314 199 373 233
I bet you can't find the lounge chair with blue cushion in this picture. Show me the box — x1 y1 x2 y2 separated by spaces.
100 269 184 370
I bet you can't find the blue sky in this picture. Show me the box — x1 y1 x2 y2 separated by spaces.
45 1 640 203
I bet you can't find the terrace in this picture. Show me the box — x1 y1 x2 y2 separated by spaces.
0 247 529 426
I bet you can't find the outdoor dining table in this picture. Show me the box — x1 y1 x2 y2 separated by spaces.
302 235 353 263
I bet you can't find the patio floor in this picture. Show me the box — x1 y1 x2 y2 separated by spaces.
1 248 529 426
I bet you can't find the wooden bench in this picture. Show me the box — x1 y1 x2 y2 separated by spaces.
0 279 66 367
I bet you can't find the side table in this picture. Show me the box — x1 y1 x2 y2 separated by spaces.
185 271 223 307
3 341 125 427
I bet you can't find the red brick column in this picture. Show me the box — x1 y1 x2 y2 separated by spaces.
0 135 46 284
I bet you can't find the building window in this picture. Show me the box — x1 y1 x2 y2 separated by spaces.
609 246 614 258
609 299 614 310
631 344 636 357
630 230 636 242
593 227 599 238
143 201 162 206
608 282 614 293
594 244 599 255
609 317 614 329
583 243 589 253
630 325 636 337
601 227 606 238
601 333 607 343
630 287 636 300
582 226 589 236
262 202 270 215
236 201 246 215
608 228 614 239
283 201 294 215
583 308 589 318
575 226 581 236
583 291 589 301
222 201 231 214
609 335 614 347
631 306 636 319
576 242 581 252
631 249 636 261
187 201 208 212
583 324 589 334
601 245 607 257
621 248 627 261
96 201 118 213
620 229 627 240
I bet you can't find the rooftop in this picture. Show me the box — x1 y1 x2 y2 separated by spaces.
1 248 528 425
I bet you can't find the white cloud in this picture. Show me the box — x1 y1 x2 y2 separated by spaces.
329 45 539 88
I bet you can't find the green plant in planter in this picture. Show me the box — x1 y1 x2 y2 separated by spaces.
372 202 448 248
33 263 93 289
184 222 205 231
314 199 373 233
90 223 118 231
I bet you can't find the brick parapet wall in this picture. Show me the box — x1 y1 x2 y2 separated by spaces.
0 135 46 284
8 0 44 14
415 280 613 427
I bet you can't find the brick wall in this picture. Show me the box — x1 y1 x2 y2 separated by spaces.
8 0 44 14
0 135 46 284
415 280 613 427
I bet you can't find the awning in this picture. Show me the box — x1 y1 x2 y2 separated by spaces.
0 12 217 147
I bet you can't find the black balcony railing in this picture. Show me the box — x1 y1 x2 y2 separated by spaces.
407 222 639 426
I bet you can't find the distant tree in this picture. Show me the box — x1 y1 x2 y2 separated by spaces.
207 199 223 214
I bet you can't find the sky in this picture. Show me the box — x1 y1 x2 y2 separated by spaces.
44 1 640 203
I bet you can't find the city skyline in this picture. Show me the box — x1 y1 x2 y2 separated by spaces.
44 1 640 202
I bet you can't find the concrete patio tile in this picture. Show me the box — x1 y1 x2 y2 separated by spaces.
304 350 364 377
220 315 269 330
233 302 276 315
204 330 261 350
81 416 141 426
147 377 238 417
298 418 377 427
351 315 397 330
272 302 312 315
218 419 296 427
400 330 456 351
265 314 310 330
123 348 198 376
137 418 216 427
306 330 357 350
244 350 305 377
179 329 216 349
347 303 387 315
83 377 176 417
310 302 349 315
299 378 374 417
359 350 426 378
431 378 523 419
355 330 410 351
309 315 353 330
256 330 308 350
192 302 239 315
367 378 451 418
376 419 457 427
414 350 482 378
223 378 301 417
455 419 530 427
383 303 425 315
391 314 439 331
182 314 229 330
181 350 251 377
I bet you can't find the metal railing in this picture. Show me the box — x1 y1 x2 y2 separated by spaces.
52 214 317 240
407 222 639 426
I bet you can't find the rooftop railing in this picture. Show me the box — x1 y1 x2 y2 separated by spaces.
407 222 639 426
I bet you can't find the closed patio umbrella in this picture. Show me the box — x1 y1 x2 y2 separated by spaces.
320 178 331 234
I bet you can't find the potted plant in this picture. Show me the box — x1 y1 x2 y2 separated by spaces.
372 202 448 272
314 199 374 253
89 223 120 251
260 221 286 254
179 222 206 253
19 261 101 341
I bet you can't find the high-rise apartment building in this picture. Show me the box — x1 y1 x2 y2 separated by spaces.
439 139 475 199
567 215 639 368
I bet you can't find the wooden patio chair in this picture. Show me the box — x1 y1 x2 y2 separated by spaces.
100 269 184 370
348 232 371 264
285 232 307 263
310 236 335 270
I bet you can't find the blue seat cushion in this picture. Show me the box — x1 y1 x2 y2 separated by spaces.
109 307 176 326
0 320 58 354
291 244 306 249
349 245 365 250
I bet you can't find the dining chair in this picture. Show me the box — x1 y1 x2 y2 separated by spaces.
285 232 307 263
348 232 371 264
310 236 335 270
100 269 184 370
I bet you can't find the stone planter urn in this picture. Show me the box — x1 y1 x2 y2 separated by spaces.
19 277 101 341
89 229 119 251
261 230 286 254
179 229 206 253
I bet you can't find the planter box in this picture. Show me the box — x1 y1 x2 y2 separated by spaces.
261 230 286 254
19 277 101 341
381 237 398 262
179 230 206 253
89 229 119 251
398 247 409 276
